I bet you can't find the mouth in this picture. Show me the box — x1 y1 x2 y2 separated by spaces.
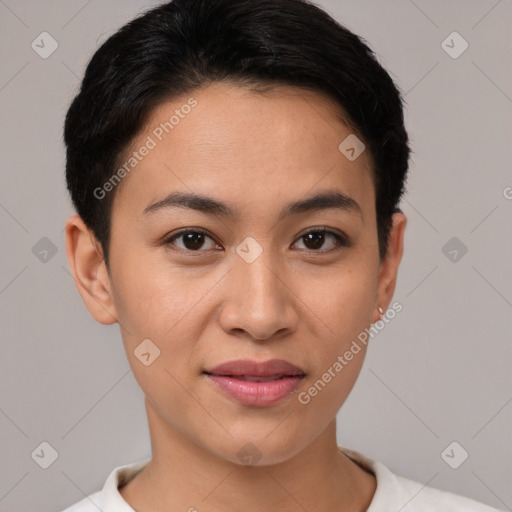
213 374 294 382
203 359 306 407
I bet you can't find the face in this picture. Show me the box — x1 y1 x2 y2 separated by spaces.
67 82 405 466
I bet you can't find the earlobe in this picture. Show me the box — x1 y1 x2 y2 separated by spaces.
374 212 407 322
64 214 118 325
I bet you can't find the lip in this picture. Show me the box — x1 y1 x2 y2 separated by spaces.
204 359 305 407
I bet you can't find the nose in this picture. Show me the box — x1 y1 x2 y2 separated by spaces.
218 248 299 342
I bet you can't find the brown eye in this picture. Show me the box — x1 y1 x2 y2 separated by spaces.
165 229 221 252
293 228 348 252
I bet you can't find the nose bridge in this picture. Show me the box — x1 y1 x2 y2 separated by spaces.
234 239 285 307
220 237 296 339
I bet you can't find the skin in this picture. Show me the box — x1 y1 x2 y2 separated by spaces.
65 82 406 511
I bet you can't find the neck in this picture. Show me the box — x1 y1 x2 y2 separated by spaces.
119 399 376 512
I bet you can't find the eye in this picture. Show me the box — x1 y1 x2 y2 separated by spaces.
164 228 221 252
163 227 349 254
292 227 348 252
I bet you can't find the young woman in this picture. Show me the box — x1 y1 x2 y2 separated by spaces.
62 0 503 510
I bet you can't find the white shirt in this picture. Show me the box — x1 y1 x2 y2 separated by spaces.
61 446 504 511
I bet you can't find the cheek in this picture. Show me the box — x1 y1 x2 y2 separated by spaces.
110 247 199 336
297 259 377 392
298 262 378 340
110 261 206 415
296 275 374 421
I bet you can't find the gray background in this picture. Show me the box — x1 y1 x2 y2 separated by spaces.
0 1 511 511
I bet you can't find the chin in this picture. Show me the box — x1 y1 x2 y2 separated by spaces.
207 427 308 468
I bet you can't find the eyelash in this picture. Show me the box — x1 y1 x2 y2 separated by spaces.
163 227 349 254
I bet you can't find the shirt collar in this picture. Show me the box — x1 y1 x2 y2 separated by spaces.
102 457 151 511
339 446 400 511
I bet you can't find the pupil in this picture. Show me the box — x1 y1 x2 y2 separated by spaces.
185 232 204 250
305 232 324 250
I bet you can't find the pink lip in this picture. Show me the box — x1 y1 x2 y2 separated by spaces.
204 359 305 407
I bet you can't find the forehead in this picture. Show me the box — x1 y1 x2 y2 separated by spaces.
111 82 375 220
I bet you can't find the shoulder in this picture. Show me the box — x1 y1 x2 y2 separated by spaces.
392 472 504 511
58 458 150 512
59 491 103 512
339 446 504 512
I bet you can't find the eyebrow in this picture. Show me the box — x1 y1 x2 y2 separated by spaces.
142 189 363 221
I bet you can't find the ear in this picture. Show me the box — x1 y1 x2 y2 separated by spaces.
372 211 407 322
64 214 118 325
